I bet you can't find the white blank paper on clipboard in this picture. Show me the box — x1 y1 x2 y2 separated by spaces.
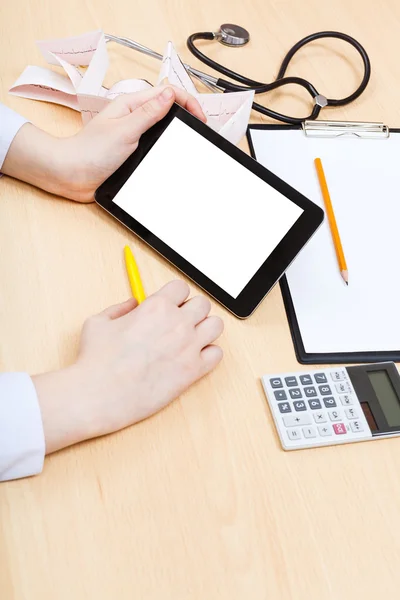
249 128 400 355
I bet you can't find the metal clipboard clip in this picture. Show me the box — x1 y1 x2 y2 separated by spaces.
302 120 390 139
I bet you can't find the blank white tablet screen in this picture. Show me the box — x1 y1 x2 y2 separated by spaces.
113 117 303 298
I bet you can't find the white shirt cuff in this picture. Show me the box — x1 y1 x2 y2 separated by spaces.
0 373 45 481
0 103 30 170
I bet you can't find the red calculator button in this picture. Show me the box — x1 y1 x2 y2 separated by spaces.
333 423 347 435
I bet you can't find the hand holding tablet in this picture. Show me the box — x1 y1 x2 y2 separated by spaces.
95 104 323 317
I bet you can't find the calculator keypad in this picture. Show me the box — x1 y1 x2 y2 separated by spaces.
345 408 358 419
333 423 347 435
314 373 328 384
293 401 307 411
308 399 321 410
340 394 353 406
350 420 364 433
304 387 317 397
303 426 317 438
283 415 311 427
323 397 336 408
262 367 372 450
313 412 327 423
318 385 332 395
318 425 333 436
270 378 283 388
328 410 341 422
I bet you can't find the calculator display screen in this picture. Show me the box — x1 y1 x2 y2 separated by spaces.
368 370 400 427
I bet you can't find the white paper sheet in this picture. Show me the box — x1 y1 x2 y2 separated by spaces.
157 41 198 97
9 31 254 143
249 128 400 354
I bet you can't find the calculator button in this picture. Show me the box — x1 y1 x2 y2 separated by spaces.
278 402 292 414
274 390 287 401
283 414 312 427
304 386 317 398
287 428 302 441
340 394 353 406
328 410 341 422
300 374 313 385
323 397 337 408
335 382 351 394
350 420 364 433
314 373 328 384
308 399 322 410
318 385 332 396
303 426 317 439
333 423 347 435
293 401 307 411
345 408 358 420
330 370 346 381
289 388 302 399
270 378 283 388
314 411 327 423
318 425 333 436
285 376 298 387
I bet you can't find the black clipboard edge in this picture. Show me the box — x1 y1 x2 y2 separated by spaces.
247 123 400 365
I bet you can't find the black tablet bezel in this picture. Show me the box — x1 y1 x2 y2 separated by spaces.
95 104 324 318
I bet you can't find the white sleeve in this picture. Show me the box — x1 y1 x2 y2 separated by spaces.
0 373 45 482
0 103 29 170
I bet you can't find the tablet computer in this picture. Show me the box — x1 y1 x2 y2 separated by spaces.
95 104 323 318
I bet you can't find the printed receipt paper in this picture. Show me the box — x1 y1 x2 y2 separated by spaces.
9 31 254 145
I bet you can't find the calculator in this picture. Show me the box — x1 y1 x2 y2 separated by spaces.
261 362 400 450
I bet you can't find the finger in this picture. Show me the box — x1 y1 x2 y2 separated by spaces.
153 280 190 306
96 86 164 119
200 345 224 374
107 86 170 116
125 87 177 139
181 295 211 325
168 87 206 122
196 315 224 347
100 297 138 320
114 85 206 122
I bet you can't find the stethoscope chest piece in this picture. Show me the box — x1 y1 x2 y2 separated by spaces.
217 24 250 46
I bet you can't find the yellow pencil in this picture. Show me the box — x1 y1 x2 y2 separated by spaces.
124 245 146 303
314 158 348 285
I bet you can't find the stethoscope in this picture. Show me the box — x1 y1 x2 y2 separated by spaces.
105 24 371 125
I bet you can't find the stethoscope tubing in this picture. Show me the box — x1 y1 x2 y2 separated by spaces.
105 29 371 125
187 30 371 124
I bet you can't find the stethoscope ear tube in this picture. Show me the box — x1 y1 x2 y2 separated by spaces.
187 29 371 124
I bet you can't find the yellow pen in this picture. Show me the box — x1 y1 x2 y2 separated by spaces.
124 245 146 304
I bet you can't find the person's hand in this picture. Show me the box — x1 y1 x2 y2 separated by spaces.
2 85 206 202
32 281 224 454
60 85 206 202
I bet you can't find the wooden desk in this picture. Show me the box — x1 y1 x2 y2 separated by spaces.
1 1 400 598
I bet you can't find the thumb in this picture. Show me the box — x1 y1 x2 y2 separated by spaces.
125 87 175 141
101 297 138 320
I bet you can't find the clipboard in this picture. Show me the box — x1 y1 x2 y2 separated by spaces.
247 120 400 365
